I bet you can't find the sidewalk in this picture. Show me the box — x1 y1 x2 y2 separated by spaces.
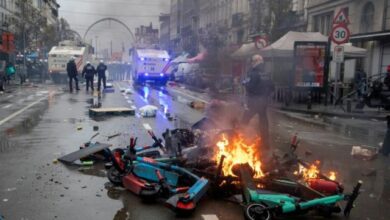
273 102 388 120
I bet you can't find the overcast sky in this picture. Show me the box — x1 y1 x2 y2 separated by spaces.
57 0 170 53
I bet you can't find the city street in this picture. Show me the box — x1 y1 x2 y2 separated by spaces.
0 81 389 220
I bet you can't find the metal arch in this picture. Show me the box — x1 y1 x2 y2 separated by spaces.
83 17 135 44
66 29 83 41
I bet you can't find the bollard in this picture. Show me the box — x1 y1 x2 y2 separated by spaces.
307 91 312 110
346 98 352 113
381 115 390 156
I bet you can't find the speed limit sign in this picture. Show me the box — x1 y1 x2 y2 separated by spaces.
331 24 350 45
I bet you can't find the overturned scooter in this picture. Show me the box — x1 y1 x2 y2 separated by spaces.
105 136 209 215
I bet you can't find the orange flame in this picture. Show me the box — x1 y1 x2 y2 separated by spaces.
214 134 264 178
296 161 337 181
329 171 337 181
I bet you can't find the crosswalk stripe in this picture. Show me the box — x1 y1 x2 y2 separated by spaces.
202 215 219 220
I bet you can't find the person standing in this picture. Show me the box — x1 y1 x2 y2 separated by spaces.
66 57 80 92
242 54 274 150
0 60 6 94
82 61 96 92
96 60 107 91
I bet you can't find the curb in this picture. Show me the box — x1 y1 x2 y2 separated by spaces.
272 106 387 121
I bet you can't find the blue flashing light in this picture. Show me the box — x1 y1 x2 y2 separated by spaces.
145 73 149 76
140 57 145 61
160 73 164 77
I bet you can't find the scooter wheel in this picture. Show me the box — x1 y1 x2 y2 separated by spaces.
107 167 123 187
245 203 271 220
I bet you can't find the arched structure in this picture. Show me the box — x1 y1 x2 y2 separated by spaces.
83 17 135 45
66 29 83 41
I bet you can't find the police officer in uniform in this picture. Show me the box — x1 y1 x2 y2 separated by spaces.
82 61 96 92
96 60 107 91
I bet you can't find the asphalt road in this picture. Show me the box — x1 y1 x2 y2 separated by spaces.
0 81 389 220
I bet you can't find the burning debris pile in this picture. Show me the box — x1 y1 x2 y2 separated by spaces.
214 133 264 179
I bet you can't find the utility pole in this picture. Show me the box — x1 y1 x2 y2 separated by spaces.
95 36 98 57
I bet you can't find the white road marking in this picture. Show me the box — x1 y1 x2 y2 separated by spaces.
143 123 152 131
202 215 219 220
0 96 48 126
2 104 12 109
171 88 209 104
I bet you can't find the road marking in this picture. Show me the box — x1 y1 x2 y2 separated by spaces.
143 123 152 131
170 88 209 104
0 96 48 126
6 95 13 98
202 215 219 220
2 104 12 109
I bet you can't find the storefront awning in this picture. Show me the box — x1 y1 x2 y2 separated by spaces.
350 31 390 42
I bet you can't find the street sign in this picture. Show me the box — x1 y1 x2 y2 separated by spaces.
333 46 344 63
333 8 350 24
254 36 268 49
331 24 350 45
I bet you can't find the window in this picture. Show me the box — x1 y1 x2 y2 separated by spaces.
360 2 375 33
314 11 334 36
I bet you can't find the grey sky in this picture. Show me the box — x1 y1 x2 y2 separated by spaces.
57 0 170 53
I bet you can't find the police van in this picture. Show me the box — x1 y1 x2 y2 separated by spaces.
48 40 92 83
132 49 170 85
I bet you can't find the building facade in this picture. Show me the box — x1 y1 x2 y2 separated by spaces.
307 0 390 78
135 23 159 48
159 13 170 52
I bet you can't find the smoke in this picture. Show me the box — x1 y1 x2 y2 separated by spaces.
57 0 170 54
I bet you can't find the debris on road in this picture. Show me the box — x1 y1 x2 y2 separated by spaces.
351 146 378 160
89 107 136 116
124 89 132 94
189 101 206 110
107 133 121 140
77 125 83 131
52 159 58 164
58 143 111 164
93 126 99 131
139 105 158 117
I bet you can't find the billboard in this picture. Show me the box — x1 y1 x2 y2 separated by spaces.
294 42 327 88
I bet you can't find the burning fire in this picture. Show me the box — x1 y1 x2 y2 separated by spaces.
296 161 337 181
214 134 264 178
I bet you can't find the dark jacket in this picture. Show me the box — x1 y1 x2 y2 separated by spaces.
82 64 96 78
245 63 274 96
66 60 78 77
96 63 107 77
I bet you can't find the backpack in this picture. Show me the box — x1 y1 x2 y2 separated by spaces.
6 66 16 76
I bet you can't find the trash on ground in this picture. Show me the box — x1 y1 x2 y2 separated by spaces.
52 159 58 164
89 107 135 116
107 133 121 140
77 125 83 131
189 101 206 110
90 132 100 140
139 105 158 117
351 146 378 160
58 143 111 164
124 89 132 94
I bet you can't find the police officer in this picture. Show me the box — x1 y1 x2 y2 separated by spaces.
96 60 107 91
82 61 96 92
66 57 79 92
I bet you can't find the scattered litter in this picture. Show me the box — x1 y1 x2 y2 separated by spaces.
64 187 69 190
124 89 132 94
107 133 121 140
143 123 152 131
90 132 100 140
60 194 64 197
351 146 378 161
89 107 135 116
77 125 83 131
362 168 377 177
2 198 8 202
96 194 102 197
139 105 158 117
369 193 375 198
305 150 312 156
314 115 319 119
82 186 87 189
52 159 58 164
6 188 16 192
189 101 206 110
120 88 126 92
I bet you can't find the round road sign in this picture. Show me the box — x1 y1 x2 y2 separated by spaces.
331 24 350 45
255 37 268 49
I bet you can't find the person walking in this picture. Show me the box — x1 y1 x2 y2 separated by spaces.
96 60 107 91
241 54 274 150
82 61 96 92
66 57 80 92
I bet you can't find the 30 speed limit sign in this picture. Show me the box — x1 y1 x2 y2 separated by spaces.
331 24 350 45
